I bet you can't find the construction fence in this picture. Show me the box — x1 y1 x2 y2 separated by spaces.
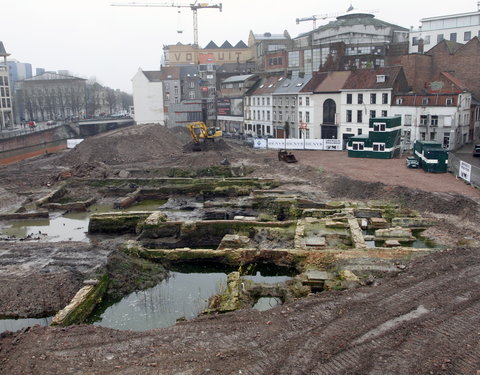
448 153 480 189
252 138 342 151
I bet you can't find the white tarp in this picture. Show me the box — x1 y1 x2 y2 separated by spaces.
67 139 84 149
459 160 471 182
256 138 341 151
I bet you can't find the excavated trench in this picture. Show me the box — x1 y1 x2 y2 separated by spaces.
0 175 443 333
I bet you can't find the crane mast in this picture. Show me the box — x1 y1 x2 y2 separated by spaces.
111 1 222 46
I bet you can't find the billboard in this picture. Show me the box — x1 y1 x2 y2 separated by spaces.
253 138 342 151
216 98 243 117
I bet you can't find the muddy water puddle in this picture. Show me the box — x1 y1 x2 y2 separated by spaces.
87 270 291 331
0 316 53 333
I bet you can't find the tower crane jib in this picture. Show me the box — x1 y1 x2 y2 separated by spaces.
111 1 222 46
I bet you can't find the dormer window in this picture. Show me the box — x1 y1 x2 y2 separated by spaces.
376 75 386 83
396 98 403 105
446 97 453 105
422 98 429 105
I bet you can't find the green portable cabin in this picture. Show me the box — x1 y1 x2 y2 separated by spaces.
413 140 448 173
347 116 401 159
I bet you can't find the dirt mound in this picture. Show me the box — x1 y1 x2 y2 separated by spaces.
183 139 232 153
326 174 480 220
58 124 187 166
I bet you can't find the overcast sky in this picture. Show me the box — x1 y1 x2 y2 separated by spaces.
2 0 478 93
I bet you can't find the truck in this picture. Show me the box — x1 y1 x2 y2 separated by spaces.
413 141 448 173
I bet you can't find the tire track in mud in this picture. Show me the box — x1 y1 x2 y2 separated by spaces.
2 248 480 374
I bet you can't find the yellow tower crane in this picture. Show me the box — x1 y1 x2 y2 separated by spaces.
111 1 222 47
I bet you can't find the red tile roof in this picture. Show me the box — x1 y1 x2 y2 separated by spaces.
342 66 403 90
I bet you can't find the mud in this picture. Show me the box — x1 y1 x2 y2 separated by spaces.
1 124 480 374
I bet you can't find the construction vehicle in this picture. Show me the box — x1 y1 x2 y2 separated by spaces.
278 149 298 163
186 121 222 151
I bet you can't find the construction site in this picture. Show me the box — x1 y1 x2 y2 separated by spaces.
0 123 480 374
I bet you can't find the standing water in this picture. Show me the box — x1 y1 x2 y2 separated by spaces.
87 270 291 331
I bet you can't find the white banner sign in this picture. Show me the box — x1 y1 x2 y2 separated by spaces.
324 139 342 150
253 138 267 149
256 138 341 151
459 160 471 182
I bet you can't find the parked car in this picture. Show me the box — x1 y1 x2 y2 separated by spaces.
473 144 480 157
46 120 57 126
26 121 36 128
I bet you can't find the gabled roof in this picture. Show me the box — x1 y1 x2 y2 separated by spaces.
222 74 256 83
159 66 181 80
426 39 463 55
249 75 286 95
302 71 351 93
392 93 459 106
143 71 163 82
25 72 85 81
234 40 248 48
342 66 403 90
273 74 313 95
204 41 219 49
220 40 233 48
438 72 468 91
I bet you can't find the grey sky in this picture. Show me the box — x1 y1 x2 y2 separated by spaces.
3 0 477 93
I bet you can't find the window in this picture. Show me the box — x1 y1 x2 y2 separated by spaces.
189 91 195 99
164 83 170 90
357 128 363 135
298 111 302 121
190 81 195 88
412 37 419 46
420 132 426 141
357 110 363 123
437 34 444 43
396 97 403 105
347 94 352 104
262 97 265 106
174 86 179 94
382 93 388 104
352 142 364 150
370 93 376 104
267 97 270 106
464 31 472 41
376 75 386 83
422 98 429 105
420 115 428 125
450 32 457 42
305 111 310 122
382 110 388 117
358 94 363 104
430 132 436 141
431 115 438 126
299 97 302 106
279 112 283 121
370 110 376 118
373 143 385 151
273 110 276 120
262 110 265 120
423 35 431 44
373 122 386 132
285 97 289 106
305 97 310 106
346 110 352 122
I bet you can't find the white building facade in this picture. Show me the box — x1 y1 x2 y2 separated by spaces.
409 7 480 53
391 92 472 150
131 68 165 125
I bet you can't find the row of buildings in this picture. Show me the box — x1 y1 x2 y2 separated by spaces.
0 42 133 129
132 6 480 151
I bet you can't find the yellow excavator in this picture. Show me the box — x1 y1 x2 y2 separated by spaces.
186 121 222 151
